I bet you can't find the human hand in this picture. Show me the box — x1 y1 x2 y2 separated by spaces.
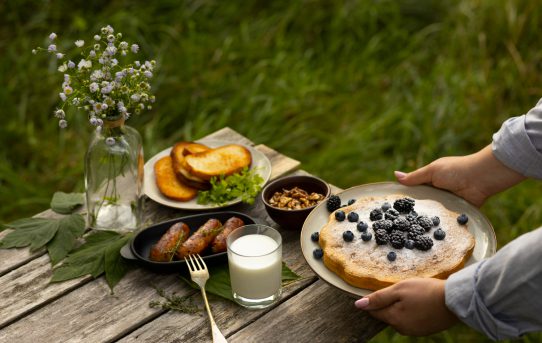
394 145 526 207
354 278 458 336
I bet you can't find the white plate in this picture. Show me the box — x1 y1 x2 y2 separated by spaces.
300 182 497 297
144 139 272 210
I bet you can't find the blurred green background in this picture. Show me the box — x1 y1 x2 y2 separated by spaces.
2 0 542 341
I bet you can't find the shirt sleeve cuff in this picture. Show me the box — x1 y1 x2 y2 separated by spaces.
492 115 542 179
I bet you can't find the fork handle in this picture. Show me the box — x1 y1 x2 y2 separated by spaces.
200 289 228 343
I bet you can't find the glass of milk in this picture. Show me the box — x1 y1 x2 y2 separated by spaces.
227 224 282 309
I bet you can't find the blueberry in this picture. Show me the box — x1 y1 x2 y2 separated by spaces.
311 232 319 242
457 214 469 225
335 210 346 221
404 239 415 249
347 199 356 205
434 228 446 240
387 251 397 262
313 248 324 259
347 212 359 222
431 216 440 226
381 202 391 212
343 230 355 242
357 221 368 232
361 232 372 241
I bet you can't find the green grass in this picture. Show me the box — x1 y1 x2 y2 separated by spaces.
1 0 542 341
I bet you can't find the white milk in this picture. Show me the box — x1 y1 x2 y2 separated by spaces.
228 234 282 299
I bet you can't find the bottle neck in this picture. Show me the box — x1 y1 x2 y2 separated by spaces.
102 116 126 137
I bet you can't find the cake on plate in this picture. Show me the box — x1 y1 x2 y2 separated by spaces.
318 194 475 290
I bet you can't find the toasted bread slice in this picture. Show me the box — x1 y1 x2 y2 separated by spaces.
170 142 211 190
154 156 198 201
184 144 252 181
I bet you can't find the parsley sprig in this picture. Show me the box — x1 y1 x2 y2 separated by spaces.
197 167 264 206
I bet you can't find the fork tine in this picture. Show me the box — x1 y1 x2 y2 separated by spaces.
194 254 205 270
186 254 194 272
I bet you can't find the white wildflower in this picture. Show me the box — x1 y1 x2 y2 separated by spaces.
59 119 68 128
89 82 99 93
75 40 84 47
72 97 80 105
77 59 92 69
58 63 67 72
107 34 115 42
89 50 96 58
105 137 115 145
32 49 37 54
130 94 140 102
90 117 98 126
59 93 67 101
90 70 104 81
135 61 140 67
131 44 139 53
48 44 56 52
56 53 64 59
106 46 117 56
119 41 128 49
54 109 65 118
49 32 57 40
111 58 118 66
143 71 153 78
64 86 73 95
94 34 101 41
67 60 75 68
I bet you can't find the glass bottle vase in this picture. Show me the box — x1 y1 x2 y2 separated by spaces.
85 116 144 232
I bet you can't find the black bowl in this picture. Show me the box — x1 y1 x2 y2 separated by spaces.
120 211 256 272
262 175 331 230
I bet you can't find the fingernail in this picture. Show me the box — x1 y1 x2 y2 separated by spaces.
355 297 369 309
394 171 407 180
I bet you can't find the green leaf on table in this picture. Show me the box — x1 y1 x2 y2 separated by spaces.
51 230 133 291
50 192 85 214
47 214 86 265
0 214 84 253
104 234 133 290
181 261 300 302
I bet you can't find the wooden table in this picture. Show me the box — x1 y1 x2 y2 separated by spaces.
0 128 386 343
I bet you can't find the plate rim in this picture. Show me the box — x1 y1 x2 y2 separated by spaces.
300 181 497 298
143 138 272 210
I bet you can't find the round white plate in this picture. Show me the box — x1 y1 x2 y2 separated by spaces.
144 139 272 210
300 182 497 297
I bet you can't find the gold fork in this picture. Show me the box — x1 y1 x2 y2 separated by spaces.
186 254 228 343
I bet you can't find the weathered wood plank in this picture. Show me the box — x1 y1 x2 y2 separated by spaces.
228 280 387 343
0 268 186 343
0 254 92 329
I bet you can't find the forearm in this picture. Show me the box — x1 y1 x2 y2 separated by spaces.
445 227 542 340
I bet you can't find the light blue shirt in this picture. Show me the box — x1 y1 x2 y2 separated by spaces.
445 98 542 340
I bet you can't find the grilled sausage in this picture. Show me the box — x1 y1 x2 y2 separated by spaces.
211 217 245 253
176 218 222 259
149 222 190 262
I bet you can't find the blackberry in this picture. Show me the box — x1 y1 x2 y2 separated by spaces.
404 239 415 249
434 228 446 240
357 221 368 232
384 209 400 220
457 214 469 225
347 199 356 205
335 210 346 221
313 248 324 259
393 197 415 213
369 208 383 221
374 229 389 245
407 224 425 240
389 230 405 249
431 216 440 226
326 195 341 212
381 202 392 212
393 217 411 232
310 232 319 242
361 232 372 241
405 213 418 224
347 212 359 222
343 230 354 242
414 235 434 251
409 210 418 217
387 251 397 262
417 215 433 231
372 219 394 233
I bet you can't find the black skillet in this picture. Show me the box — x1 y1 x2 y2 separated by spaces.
120 211 256 272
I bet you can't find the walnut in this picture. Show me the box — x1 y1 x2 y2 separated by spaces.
268 186 325 210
